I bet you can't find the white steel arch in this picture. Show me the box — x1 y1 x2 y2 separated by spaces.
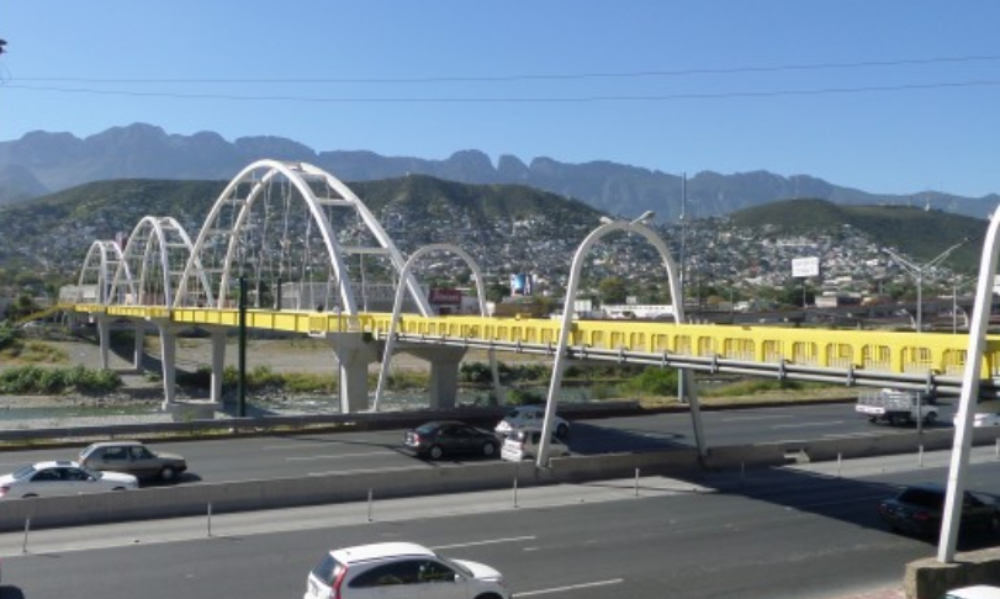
174 159 432 315
372 243 501 411
78 240 132 305
536 215 704 465
109 216 208 307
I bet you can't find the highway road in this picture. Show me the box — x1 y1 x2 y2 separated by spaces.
0 401 961 485
1 448 998 599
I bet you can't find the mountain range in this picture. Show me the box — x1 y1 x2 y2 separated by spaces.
2 123 998 221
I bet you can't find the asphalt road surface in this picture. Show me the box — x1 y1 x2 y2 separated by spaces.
1 447 998 599
0 401 960 485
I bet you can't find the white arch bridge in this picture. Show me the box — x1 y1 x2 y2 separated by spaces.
58 159 1000 414
57 158 1000 563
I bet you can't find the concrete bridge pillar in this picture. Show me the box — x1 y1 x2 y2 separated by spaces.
209 327 228 405
401 346 468 410
325 333 378 413
133 321 145 370
155 322 178 409
96 313 111 370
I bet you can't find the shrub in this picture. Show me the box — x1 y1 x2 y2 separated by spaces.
506 387 544 406
0 364 121 395
619 367 679 396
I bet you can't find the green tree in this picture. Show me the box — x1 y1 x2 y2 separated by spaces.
598 276 628 304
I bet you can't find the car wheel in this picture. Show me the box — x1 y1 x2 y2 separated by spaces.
429 445 444 460
474 594 504 599
22 493 37 499
556 423 569 439
924 412 938 425
112 487 127 491
482 442 497 457
160 466 177 482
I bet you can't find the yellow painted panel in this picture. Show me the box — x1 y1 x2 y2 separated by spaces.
792 341 818 366
724 338 755 361
763 340 783 363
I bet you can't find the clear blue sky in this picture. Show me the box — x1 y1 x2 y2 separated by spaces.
3 1 1000 197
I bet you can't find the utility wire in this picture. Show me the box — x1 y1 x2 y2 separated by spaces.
4 79 1000 103
10 54 1000 85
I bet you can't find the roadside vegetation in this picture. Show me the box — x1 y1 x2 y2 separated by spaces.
0 364 122 395
0 321 70 364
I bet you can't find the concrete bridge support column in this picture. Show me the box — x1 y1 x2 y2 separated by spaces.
96 314 111 370
210 328 228 405
427 347 467 410
401 346 468 410
133 322 145 370
155 323 178 410
326 333 377 413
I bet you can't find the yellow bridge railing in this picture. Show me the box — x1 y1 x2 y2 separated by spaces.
70 304 1000 389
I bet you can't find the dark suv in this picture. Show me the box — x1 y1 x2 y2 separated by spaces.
878 483 1000 537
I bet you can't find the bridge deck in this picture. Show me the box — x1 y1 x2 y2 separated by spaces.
71 304 1000 395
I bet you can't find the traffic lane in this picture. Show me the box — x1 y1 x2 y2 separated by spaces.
6 461 994 599
570 401 959 452
0 429 504 484
0 401 963 482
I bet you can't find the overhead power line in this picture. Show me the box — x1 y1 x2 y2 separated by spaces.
10 54 1000 85
4 79 1000 104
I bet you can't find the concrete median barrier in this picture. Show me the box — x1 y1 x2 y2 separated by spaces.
5 425 1000 533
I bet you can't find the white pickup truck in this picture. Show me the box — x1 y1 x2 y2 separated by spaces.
856 389 938 426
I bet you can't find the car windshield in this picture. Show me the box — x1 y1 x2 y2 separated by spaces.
416 423 441 435
12 465 36 480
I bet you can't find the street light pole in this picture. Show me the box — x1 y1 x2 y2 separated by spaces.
883 239 968 332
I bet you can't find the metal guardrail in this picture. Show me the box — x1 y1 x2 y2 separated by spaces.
388 332 999 399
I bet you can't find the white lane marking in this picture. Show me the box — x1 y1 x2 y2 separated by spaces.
515 579 625 597
720 415 794 422
286 451 390 461
432 535 536 550
261 443 349 451
772 421 844 429
308 466 418 476
821 432 883 439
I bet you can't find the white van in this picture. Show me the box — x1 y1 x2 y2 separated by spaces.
500 427 571 462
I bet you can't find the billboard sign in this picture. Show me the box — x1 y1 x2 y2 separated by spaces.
791 257 820 278
429 288 462 305
510 273 533 296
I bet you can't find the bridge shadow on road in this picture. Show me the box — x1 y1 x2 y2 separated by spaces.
674 458 1000 553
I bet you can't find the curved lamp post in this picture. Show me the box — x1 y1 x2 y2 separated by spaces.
372 243 500 412
884 238 968 332
536 212 706 466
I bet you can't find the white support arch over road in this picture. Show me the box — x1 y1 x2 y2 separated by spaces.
537 214 705 465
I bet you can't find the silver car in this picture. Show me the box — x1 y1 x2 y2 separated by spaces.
79 440 187 483
0 461 137 499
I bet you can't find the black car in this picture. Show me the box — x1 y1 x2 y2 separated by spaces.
403 421 499 460
878 483 1000 537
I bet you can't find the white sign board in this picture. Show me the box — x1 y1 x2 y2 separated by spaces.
792 257 819 278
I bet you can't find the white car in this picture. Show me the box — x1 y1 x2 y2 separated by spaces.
304 541 511 599
943 586 1000 599
501 427 571 462
0 461 138 499
952 412 1000 428
495 405 570 439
